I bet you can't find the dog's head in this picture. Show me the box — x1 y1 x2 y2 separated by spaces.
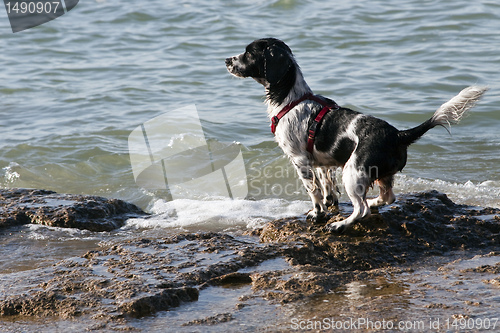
225 38 296 88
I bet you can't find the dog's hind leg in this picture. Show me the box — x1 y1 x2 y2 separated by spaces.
316 166 339 208
292 158 327 222
326 161 370 232
367 176 396 207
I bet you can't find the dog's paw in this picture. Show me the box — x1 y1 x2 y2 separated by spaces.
324 222 346 234
324 195 339 208
306 210 328 223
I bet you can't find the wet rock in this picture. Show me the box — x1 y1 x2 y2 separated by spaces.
252 191 500 303
0 290 84 318
203 272 253 287
261 191 500 267
119 287 199 318
182 313 234 326
0 188 147 231
0 233 283 321
461 263 500 274
0 190 498 329
485 278 500 287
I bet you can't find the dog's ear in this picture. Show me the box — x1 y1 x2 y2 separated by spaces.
264 44 292 85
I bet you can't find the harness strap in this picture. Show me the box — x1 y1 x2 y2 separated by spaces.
271 93 314 134
307 105 331 154
271 93 339 154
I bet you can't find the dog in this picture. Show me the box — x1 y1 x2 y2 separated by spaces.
225 38 487 232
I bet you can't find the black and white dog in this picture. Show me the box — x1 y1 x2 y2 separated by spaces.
226 38 487 232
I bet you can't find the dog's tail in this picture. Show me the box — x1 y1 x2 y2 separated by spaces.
398 86 488 146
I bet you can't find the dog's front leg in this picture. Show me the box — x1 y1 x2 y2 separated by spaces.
292 158 327 222
316 166 339 208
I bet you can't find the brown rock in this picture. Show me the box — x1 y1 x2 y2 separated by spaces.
0 188 147 231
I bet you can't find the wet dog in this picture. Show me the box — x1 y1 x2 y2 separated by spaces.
226 38 487 232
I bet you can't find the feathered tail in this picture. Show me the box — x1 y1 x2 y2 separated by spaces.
398 86 488 146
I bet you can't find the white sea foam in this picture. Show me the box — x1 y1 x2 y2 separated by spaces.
2 162 21 184
394 174 500 208
125 197 311 230
125 174 499 231
26 224 97 241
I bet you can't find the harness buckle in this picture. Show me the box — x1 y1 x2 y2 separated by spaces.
308 122 318 137
271 116 279 133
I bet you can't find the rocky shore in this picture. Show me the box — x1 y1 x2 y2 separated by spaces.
0 188 499 331
0 188 147 231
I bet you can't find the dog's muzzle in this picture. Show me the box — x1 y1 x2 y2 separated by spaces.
225 57 243 78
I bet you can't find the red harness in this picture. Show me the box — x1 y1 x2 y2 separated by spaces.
270 93 339 154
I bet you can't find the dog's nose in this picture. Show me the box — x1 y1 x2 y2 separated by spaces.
225 57 232 66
